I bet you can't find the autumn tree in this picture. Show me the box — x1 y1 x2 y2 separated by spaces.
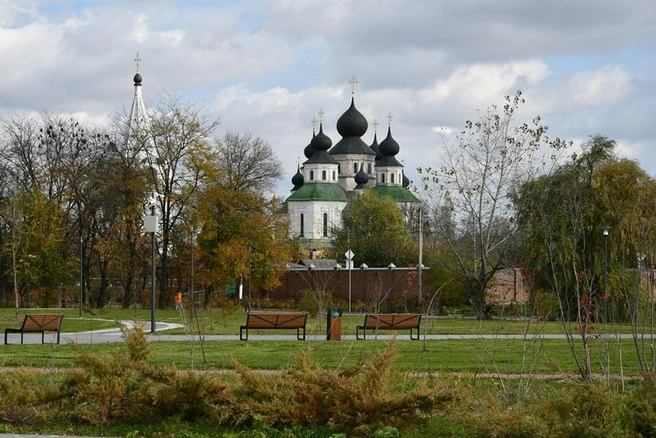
193 187 294 302
0 113 114 307
332 189 416 267
514 136 656 378
419 91 567 319
213 131 283 193
135 94 220 308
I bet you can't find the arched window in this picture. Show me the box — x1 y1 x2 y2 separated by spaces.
353 162 358 173
310 170 314 180
391 173 395 183
381 173 386 183
332 171 336 180
300 213 304 237
322 170 327 180
368 163 372 175
323 213 328 237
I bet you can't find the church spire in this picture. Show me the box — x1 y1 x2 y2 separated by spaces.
126 52 148 154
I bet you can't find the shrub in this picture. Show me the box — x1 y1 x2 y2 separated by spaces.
230 342 452 435
0 369 60 426
64 324 234 426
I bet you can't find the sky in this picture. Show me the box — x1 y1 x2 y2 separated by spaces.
1 0 655 197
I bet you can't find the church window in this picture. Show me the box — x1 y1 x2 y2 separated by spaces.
323 213 328 237
332 171 336 180
391 173 395 183
310 170 314 180
322 170 327 180
368 163 372 175
300 214 305 237
381 173 386 183
353 162 358 174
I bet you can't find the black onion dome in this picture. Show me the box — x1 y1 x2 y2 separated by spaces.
304 142 314 159
370 133 381 161
133 73 142 85
336 97 368 138
311 124 332 151
291 166 304 190
379 126 400 157
354 164 369 186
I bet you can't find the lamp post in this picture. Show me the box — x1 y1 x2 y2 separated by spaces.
79 234 83 318
603 226 609 323
346 247 354 314
638 253 646 313
144 201 158 334
360 263 368 306
417 207 424 305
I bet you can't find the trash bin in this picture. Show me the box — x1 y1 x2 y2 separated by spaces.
327 308 342 340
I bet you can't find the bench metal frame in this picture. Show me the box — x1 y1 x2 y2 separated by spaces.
5 314 64 345
356 313 421 340
240 312 308 341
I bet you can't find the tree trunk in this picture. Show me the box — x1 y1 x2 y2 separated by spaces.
470 287 491 319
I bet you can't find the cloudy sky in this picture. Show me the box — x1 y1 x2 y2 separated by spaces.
1 0 654 196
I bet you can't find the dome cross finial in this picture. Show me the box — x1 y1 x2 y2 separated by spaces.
134 52 142 73
318 108 325 123
349 75 358 96
311 116 317 134
387 112 394 127
372 118 379 134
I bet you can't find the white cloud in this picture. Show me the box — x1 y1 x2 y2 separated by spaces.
432 60 551 104
132 13 149 43
159 29 184 46
569 65 633 106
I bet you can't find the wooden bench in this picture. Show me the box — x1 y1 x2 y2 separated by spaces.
240 312 308 340
4 314 64 345
356 313 421 340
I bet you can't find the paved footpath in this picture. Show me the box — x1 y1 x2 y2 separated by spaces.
6 320 640 344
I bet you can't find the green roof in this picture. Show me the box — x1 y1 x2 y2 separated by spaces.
372 185 420 203
286 183 349 202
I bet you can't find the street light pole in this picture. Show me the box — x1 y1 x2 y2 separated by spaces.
603 226 609 323
418 207 424 305
79 234 83 318
150 206 156 334
347 230 352 314
144 202 158 334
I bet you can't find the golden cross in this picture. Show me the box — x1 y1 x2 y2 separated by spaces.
349 75 358 96
134 52 141 72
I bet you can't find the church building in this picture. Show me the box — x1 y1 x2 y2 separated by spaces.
285 78 420 250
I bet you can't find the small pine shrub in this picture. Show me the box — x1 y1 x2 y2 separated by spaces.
146 368 239 424
230 342 452 435
621 374 656 436
0 369 59 426
65 324 234 426
121 322 150 363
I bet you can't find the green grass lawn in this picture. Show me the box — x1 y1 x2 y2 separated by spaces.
0 333 647 377
0 307 647 377
0 306 636 337
0 308 120 333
